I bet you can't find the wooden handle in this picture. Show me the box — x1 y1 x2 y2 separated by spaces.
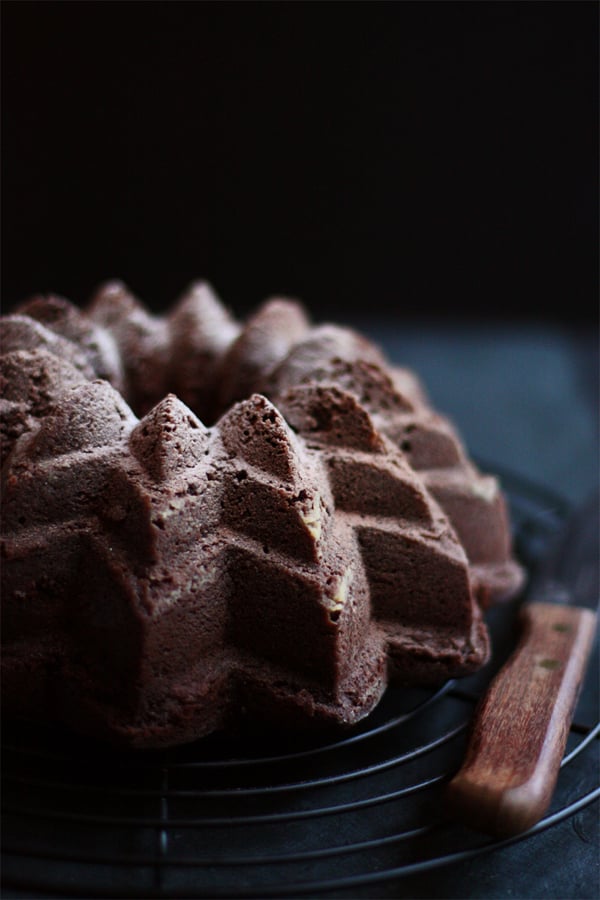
446 601 597 837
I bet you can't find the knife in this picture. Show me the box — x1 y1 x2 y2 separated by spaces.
446 490 599 837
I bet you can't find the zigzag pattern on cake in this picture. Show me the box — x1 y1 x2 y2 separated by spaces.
1 281 520 747
3 282 523 604
267 350 521 605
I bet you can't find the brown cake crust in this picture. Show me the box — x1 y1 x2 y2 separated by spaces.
0 283 522 748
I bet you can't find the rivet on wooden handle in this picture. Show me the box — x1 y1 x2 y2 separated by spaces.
446 601 597 837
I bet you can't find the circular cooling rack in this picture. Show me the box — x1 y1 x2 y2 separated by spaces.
2 469 599 899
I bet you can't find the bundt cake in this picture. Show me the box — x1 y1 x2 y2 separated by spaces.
0 282 524 749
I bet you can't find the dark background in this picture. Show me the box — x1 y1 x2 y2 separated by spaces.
2 7 599 899
2 1 598 323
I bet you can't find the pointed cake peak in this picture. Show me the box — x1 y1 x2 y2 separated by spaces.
129 394 210 481
278 384 386 453
1 348 87 406
15 294 125 392
171 280 231 319
169 281 240 347
30 380 137 459
215 299 311 411
16 293 79 327
0 349 90 466
315 359 416 415
86 280 142 323
266 324 387 398
218 394 304 483
0 314 96 378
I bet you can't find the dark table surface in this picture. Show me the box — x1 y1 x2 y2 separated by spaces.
4 318 599 900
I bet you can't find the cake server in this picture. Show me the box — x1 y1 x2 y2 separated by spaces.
446 491 599 837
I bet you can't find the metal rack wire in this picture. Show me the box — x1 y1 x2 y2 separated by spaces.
2 470 599 898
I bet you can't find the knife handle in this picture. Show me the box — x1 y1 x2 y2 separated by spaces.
446 601 597 837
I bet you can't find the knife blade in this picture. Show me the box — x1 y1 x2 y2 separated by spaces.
446 490 599 837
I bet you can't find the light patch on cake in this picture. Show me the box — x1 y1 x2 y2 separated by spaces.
298 492 322 542
150 568 221 613
471 476 498 503
154 495 188 524
330 567 352 613
166 496 188 515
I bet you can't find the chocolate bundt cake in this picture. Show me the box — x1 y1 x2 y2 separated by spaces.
1 282 524 748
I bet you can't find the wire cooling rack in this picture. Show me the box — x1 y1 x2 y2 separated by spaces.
2 469 599 898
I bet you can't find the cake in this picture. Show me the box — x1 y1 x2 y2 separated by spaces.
0 282 523 749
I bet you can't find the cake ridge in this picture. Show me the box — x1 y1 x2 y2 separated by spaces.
0 281 523 748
